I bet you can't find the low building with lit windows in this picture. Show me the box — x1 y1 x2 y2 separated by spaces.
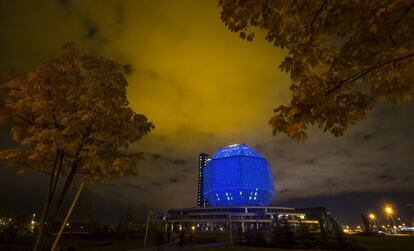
163 206 337 235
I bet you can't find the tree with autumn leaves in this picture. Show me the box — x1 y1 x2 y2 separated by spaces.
0 44 154 250
219 0 414 140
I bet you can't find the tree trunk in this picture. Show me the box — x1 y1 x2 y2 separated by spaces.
33 150 62 251
45 128 90 233
33 190 52 251
46 162 78 234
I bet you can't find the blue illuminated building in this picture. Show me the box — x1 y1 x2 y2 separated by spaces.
162 144 338 236
203 144 276 206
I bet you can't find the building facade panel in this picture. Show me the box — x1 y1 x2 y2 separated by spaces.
203 144 275 206
197 153 209 207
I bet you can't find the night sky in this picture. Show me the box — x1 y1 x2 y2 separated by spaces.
1 0 413 225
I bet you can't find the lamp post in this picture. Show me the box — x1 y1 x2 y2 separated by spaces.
144 211 153 246
51 181 85 251
385 206 396 227
369 213 377 231
229 215 233 243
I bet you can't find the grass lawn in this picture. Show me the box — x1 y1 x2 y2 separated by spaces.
199 247 320 251
63 236 146 251
199 235 414 251
0 235 147 251
1 234 413 251
351 235 414 251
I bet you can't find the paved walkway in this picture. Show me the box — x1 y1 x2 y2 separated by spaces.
128 241 232 251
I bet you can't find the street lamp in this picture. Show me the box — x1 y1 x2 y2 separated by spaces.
385 206 396 226
369 213 377 230
385 206 393 215
144 211 153 246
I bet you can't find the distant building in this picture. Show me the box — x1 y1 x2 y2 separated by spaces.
197 153 209 207
203 144 275 206
163 144 339 236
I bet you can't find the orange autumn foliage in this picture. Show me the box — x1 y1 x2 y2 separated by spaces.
219 0 414 140
0 43 154 181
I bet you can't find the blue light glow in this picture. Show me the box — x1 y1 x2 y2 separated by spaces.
203 144 276 206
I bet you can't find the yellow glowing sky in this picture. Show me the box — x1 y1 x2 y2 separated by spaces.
1 0 290 150
111 1 290 147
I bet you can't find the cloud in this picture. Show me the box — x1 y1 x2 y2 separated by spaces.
168 177 180 183
264 102 414 201
172 159 187 165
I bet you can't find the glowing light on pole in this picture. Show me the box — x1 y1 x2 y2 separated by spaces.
385 206 396 226
30 213 36 232
369 213 377 229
